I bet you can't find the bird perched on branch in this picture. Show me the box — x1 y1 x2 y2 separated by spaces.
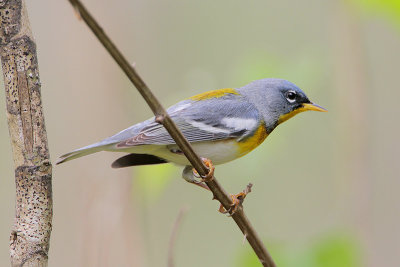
57 78 326 192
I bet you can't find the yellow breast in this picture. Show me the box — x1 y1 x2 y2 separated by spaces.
237 123 268 157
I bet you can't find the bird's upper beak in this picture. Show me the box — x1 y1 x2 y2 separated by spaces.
301 102 327 112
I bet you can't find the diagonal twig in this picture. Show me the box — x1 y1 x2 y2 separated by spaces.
67 1 276 266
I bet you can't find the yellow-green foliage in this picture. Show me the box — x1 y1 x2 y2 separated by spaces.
134 164 177 202
236 233 362 267
349 0 400 26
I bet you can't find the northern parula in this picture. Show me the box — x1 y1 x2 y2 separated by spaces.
57 78 326 182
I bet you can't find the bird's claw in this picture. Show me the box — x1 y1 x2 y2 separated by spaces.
192 158 215 182
219 183 253 215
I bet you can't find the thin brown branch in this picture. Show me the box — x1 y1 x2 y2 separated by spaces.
168 207 188 267
0 1 52 266
67 0 276 266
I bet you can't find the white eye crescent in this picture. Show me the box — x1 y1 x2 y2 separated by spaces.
285 90 297 103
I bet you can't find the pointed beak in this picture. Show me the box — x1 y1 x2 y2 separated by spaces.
302 102 327 112
277 102 327 124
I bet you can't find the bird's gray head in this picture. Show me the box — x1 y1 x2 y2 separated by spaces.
237 78 326 133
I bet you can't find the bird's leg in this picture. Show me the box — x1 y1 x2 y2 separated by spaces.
219 183 253 215
182 165 210 191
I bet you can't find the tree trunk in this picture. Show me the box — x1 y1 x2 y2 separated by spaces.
0 1 52 266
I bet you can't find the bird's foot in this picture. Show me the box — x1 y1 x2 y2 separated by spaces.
219 183 253 215
192 157 215 183
182 165 210 191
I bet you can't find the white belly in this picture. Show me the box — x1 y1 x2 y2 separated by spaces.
150 140 240 166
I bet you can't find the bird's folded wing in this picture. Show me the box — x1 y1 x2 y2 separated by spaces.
116 97 261 147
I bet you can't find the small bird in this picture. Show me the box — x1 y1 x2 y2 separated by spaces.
57 78 326 188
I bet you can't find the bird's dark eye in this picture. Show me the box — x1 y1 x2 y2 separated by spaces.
285 91 297 103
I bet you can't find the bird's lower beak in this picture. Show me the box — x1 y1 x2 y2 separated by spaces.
277 102 327 124
302 103 327 112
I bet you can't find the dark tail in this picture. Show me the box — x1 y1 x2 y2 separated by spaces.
111 153 168 168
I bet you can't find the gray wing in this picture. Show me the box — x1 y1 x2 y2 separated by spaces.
116 95 261 148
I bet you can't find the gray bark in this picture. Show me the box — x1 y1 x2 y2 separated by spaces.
0 1 52 266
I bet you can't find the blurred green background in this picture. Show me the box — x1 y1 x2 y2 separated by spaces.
1 0 399 266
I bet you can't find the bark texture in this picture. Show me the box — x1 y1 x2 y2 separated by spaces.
0 1 52 266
